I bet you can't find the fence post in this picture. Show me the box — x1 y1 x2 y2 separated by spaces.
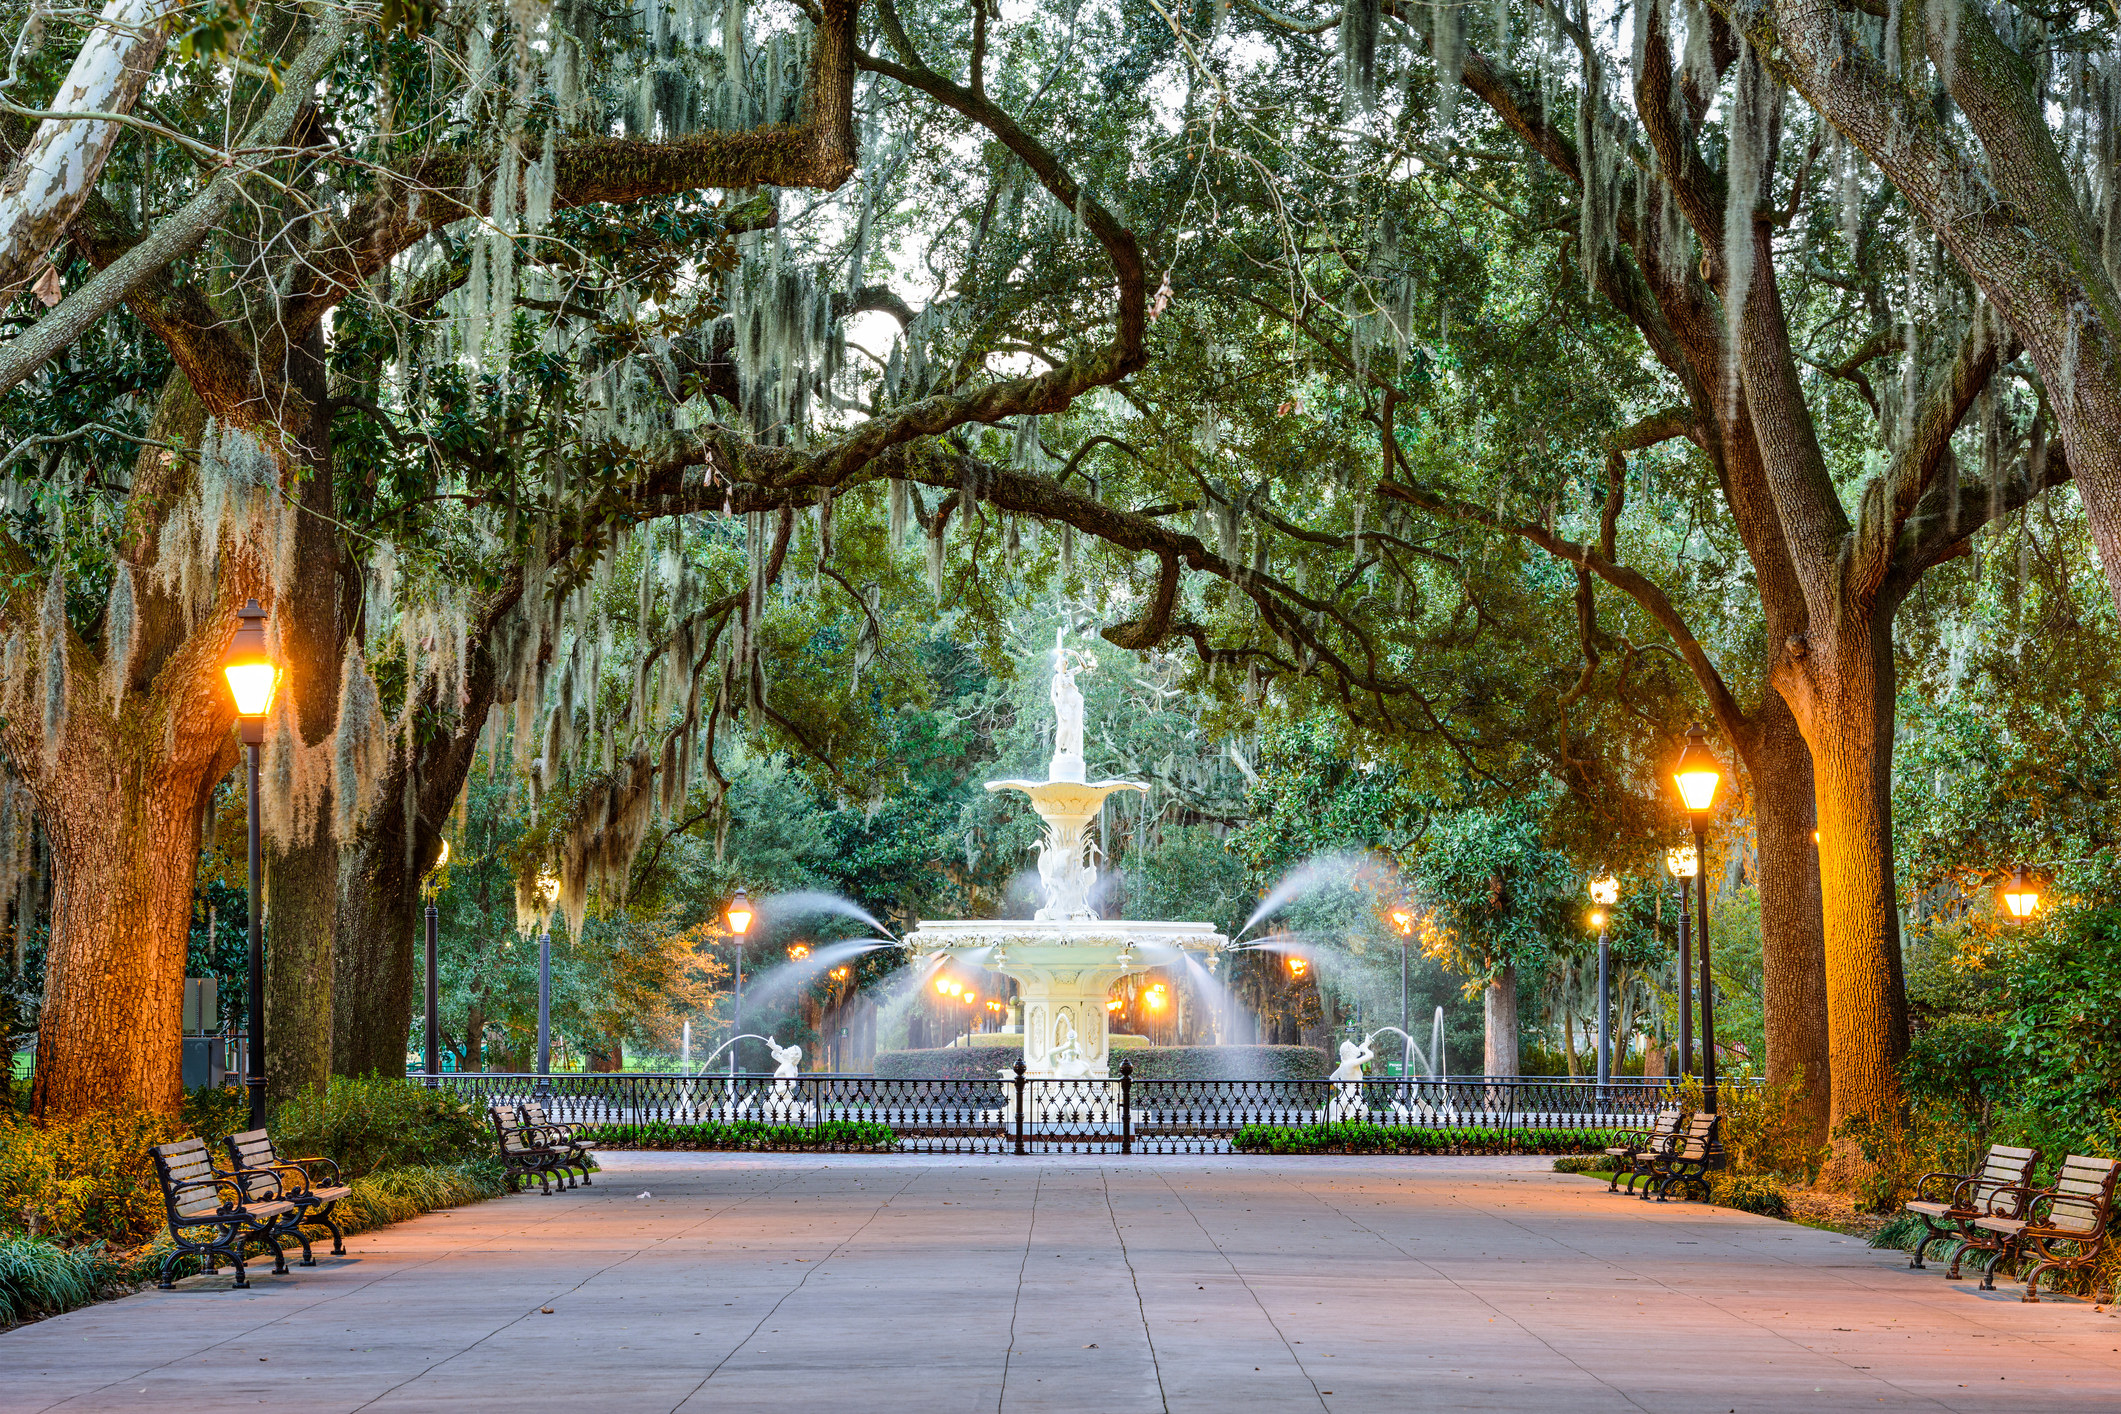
1120 1059 1133 1155
1013 1059 1027 1156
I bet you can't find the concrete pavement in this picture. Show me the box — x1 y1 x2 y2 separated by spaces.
4 1151 2118 1412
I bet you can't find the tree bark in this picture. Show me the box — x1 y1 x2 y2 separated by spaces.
1483 966 1519 1076
1747 692 1832 1137
28 739 220 1118
262 324 342 1105
1775 610 1910 1171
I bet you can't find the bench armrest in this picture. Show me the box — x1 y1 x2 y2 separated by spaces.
165 1174 245 1219
218 1164 291 1200
1912 1170 1971 1207
283 1154 343 1188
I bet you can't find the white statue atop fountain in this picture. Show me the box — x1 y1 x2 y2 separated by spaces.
762 1037 815 1121
768 1038 803 1082
1049 629 1090 784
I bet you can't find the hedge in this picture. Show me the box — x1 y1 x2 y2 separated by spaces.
580 1119 897 1150
1231 1123 1625 1155
873 1043 1330 1082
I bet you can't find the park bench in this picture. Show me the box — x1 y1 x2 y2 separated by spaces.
1898 1143 2040 1271
1634 1112 1720 1202
147 1137 293 1289
521 1101 598 1186
1968 1154 2121 1302
1603 1107 1684 1194
489 1105 569 1194
222 1129 354 1266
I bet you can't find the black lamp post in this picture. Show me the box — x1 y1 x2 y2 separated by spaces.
421 839 447 1085
221 598 278 1131
1671 725 1724 1115
1665 845 1698 1079
1587 875 1618 1090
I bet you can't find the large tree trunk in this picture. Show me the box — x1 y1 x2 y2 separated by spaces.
331 593 518 1076
1748 693 1832 1138
1779 612 1909 1171
30 740 220 1118
261 325 343 1106
1483 966 1519 1076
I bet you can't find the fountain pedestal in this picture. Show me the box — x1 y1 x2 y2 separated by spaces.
907 631 1229 1086
905 919 1225 1080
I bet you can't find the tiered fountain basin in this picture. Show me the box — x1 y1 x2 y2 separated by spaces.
904 918 1227 1081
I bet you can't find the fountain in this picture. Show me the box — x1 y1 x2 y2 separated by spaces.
902 629 1229 1081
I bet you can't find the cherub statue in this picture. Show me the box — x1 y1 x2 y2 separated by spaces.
767 1037 803 1083
1327 1037 1376 1121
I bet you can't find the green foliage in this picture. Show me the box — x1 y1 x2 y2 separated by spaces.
1712 1174 1792 1219
269 1077 495 1179
1413 795 1575 987
0 1107 185 1246
874 1046 1023 1080
180 1086 248 1148
0 1233 120 1327
579 1120 894 1150
1231 1124 1623 1155
1550 1155 1606 1174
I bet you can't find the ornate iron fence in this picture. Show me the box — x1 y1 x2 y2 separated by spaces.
437 1066 1743 1156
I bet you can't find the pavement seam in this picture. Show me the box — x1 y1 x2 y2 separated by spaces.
1149 1165 1330 1411
335 1163 828 1413
1269 1167 1662 1411
1099 1164 1171 1414
995 1166 1044 1413
663 1164 927 1413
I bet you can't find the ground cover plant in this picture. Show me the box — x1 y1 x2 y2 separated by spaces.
0 1078 510 1324
580 1119 896 1151
1232 1124 1624 1156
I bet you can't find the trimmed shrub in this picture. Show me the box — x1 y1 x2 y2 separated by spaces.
874 1043 1331 1082
581 1119 896 1150
1713 1173 1792 1219
876 1046 1022 1080
1126 1045 1331 1081
270 1076 495 1178
1231 1123 1624 1155
1552 1154 1606 1174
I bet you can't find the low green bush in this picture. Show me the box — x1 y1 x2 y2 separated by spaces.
874 1047 1021 1081
1551 1154 1606 1174
1712 1173 1792 1218
0 1106 187 1245
872 1043 1332 1082
1230 1124 1624 1155
270 1076 495 1178
581 1119 896 1150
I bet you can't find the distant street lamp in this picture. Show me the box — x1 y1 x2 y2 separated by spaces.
534 870 560 1097
1664 845 1699 1079
222 598 279 1129
1390 907 1414 1070
1588 874 1618 1091
421 838 450 1086
725 889 751 1075
2000 868 2042 922
1671 726 1724 1115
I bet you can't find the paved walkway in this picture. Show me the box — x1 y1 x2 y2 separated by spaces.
6 1152 2119 1412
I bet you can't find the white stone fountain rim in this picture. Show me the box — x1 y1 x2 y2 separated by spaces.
906 918 1227 950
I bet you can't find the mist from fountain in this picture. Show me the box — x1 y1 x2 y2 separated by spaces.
735 937 897 1014
1234 851 1395 941
758 889 894 938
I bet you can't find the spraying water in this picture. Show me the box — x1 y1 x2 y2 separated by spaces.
758 890 894 939
735 937 896 1014
1234 851 1394 941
